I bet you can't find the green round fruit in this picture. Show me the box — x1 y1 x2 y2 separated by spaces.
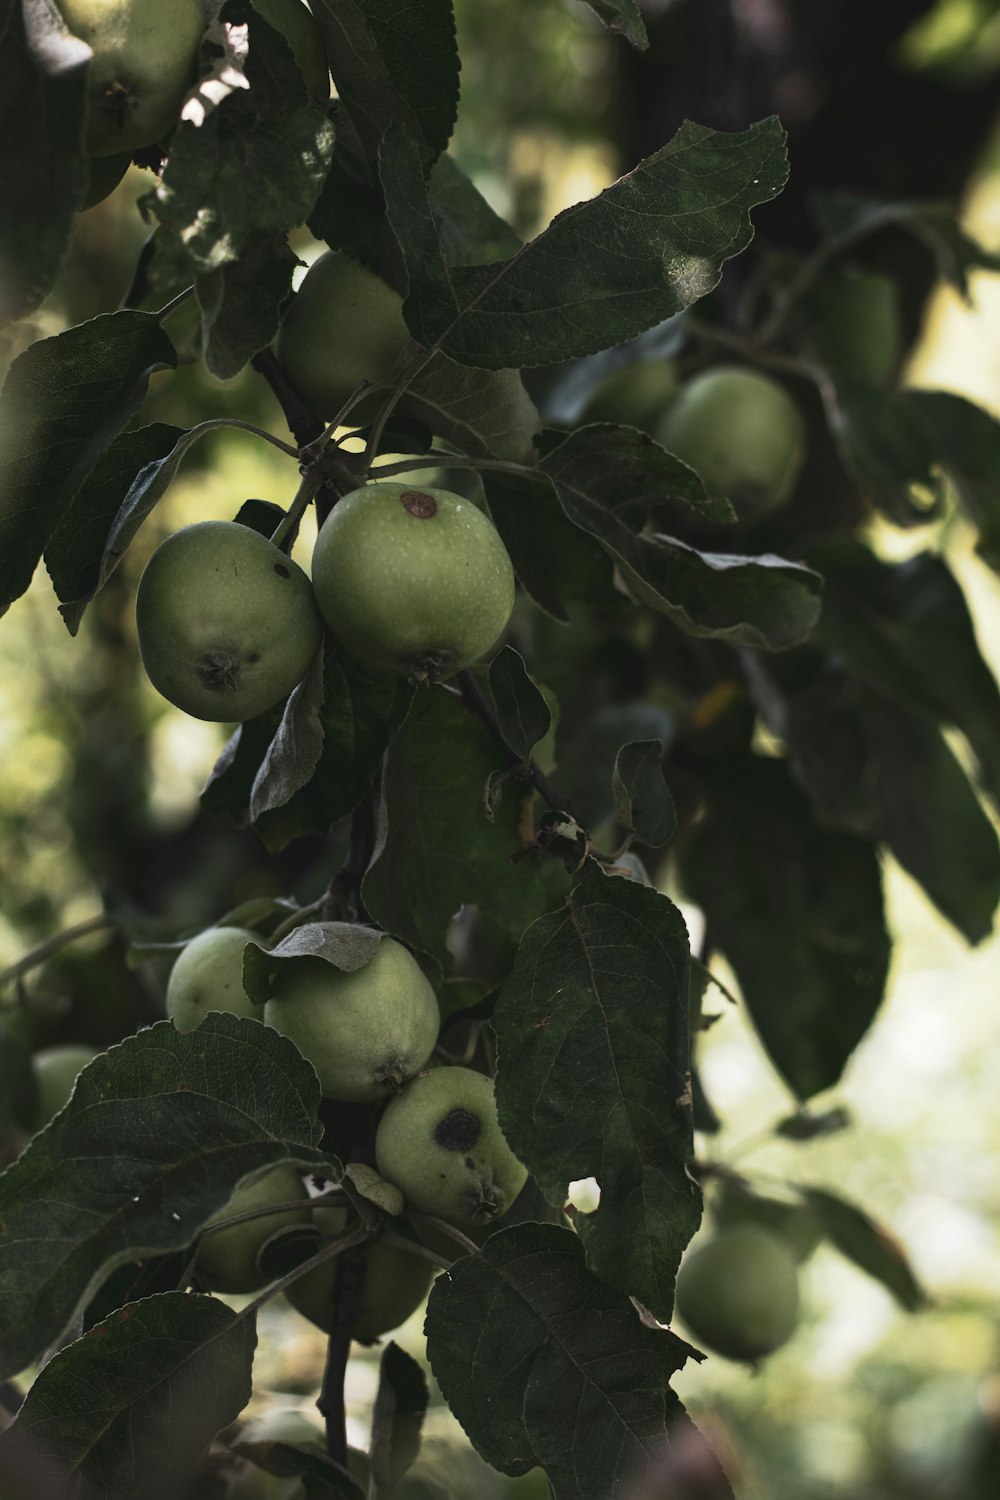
263 939 439 1102
32 1044 99 1129
375 1067 527 1231
56 0 204 156
197 1164 310 1294
81 151 131 208
275 251 410 420
673 1224 800 1362
311 483 516 681
166 926 260 1033
581 357 679 429
286 1209 434 1342
135 521 322 723
252 0 329 105
654 365 806 516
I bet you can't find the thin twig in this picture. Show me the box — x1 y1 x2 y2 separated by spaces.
403 1211 479 1257
251 347 326 451
456 669 573 815
0 915 118 989
155 286 195 322
382 1231 452 1271
317 1240 369 1464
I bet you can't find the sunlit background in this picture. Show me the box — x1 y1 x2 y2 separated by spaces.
3 2 1000 1496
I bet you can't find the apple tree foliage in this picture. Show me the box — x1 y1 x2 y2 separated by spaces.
1 1 998 1497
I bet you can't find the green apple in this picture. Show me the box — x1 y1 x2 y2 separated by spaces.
311 483 516 681
673 1224 800 1362
166 926 260 1033
55 0 204 156
252 0 329 105
375 1067 528 1231
286 1208 434 1342
81 152 132 208
581 357 679 429
196 1164 311 1294
32 1044 99 1129
654 365 806 516
135 521 322 722
263 939 439 1102
275 252 410 421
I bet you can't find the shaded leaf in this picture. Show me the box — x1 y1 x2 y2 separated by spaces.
242 921 382 1005
802 1186 927 1310
612 739 675 847
231 1437 364 1499
197 231 299 379
0 313 177 617
425 1223 732 1500
370 1342 428 1495
540 427 821 650
494 861 700 1320
0 1293 255 1500
584 2 648 50
250 648 328 824
810 192 1000 299
398 351 540 465
906 389 1000 569
0 0 90 327
363 687 544 964
484 470 618 622
829 379 945 526
680 755 890 1100
384 115 787 369
774 1105 851 1142
0 1014 330 1378
429 153 522 267
45 423 183 632
487 648 552 764
782 262 902 386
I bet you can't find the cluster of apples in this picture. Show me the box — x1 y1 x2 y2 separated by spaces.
165 926 527 1338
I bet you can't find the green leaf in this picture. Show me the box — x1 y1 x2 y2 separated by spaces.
310 0 457 164
398 352 540 465
249 645 415 853
363 686 544 965
484 470 618 622
681 755 890 1101
828 379 945 527
905 389 1000 569
384 116 788 369
0 1015 330 1379
0 0 90 327
0 312 177 617
487 648 552 764
539 427 821 650
231 1437 364 1498
369 1342 428 1496
425 1223 732 1500
807 540 1000 814
782 262 902 386
0 1293 256 1500
44 423 184 633
584 1 649 50
612 740 675 847
196 231 299 379
810 192 1000 299
428 153 522 267
802 1187 927 1310
493 862 700 1320
242 921 382 1006
146 13 334 280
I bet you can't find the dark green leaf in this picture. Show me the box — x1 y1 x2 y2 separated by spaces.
493 861 700 1320
808 540 1000 813
681 755 890 1101
398 350 540 464
0 0 90 327
425 1223 732 1500
363 687 544 964
829 380 945 526
484 470 618 622
242 921 382 1006
540 427 821 650
428 153 522 267
0 1015 330 1378
310 0 457 164
231 1438 364 1499
369 1342 428 1495
810 193 1000 299
774 1105 851 1141
384 116 787 369
0 313 177 617
196 231 299 379
201 712 287 822
802 1186 927 1310
487 648 552 764
0 1293 255 1500
44 423 183 633
251 646 414 853
905 389 1000 569
146 14 334 280
584 1 648 50
612 739 675 847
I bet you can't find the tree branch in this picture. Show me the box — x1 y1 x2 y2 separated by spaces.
456 669 574 815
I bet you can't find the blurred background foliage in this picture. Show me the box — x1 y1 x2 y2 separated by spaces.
3 1 1000 1496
